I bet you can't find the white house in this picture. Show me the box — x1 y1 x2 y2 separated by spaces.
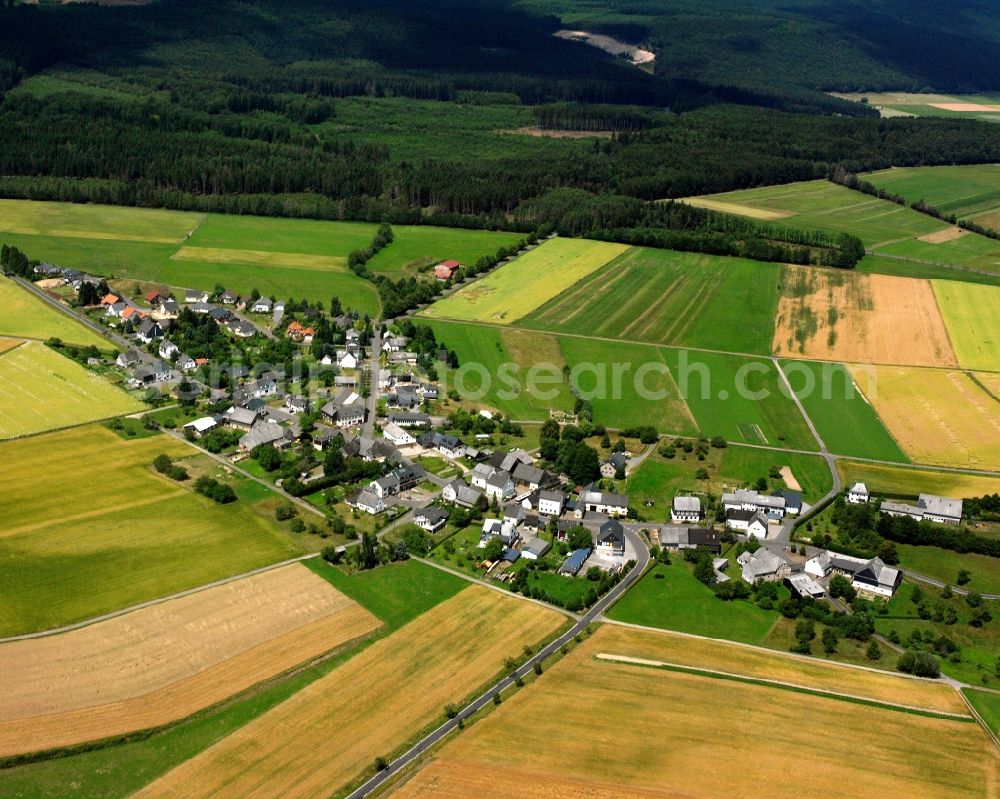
804 550 832 578
471 464 496 489
183 416 218 437
726 508 768 539
479 519 519 549
581 489 628 518
722 488 786 520
383 422 415 447
847 482 869 504
250 297 273 313
521 537 551 560
158 339 179 359
485 471 516 503
413 507 448 533
350 489 386 515
336 350 358 369
538 489 566 518
671 495 702 523
596 519 626 556
829 552 902 598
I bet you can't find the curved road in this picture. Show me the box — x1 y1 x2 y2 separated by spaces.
342 528 650 799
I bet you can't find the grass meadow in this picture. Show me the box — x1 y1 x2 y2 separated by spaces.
520 247 780 354
718 446 832 502
0 199 199 243
0 341 143 438
420 237 628 323
856 253 1000 286
932 280 1000 372
779 360 908 461
835 460 1000 499
0 426 300 636
865 165 1000 222
965 689 1000 737
895 545 1000 595
0 275 110 348
365 225 523 277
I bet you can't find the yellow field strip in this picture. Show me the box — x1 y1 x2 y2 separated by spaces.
171 246 348 271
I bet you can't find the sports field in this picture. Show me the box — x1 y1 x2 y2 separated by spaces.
773 267 957 367
660 349 817 450
932 280 1000 371
0 341 144 439
420 238 629 323
836 460 1000 499
866 165 1000 224
520 248 780 354
849 365 1000 470
365 225 524 276
133 587 565 799
390 625 992 799
0 275 110 348
779 360 907 461
0 564 380 757
0 426 300 636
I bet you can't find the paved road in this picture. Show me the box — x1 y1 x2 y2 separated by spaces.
342 528 650 799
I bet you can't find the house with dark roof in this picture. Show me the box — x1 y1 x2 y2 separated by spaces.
521 537 551 560
559 548 591 576
599 451 628 479
538 489 566 518
657 526 722 554
348 489 386 515
580 488 628 518
827 552 902 597
725 508 768 539
414 507 449 533
389 412 431 429
239 422 289 451
596 519 626 555
736 548 791 584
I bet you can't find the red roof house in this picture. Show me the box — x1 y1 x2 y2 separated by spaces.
434 260 461 281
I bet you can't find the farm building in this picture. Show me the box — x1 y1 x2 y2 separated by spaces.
580 487 628 517
736 548 791 584
828 553 902 598
657 526 722 554
559 548 591 576
804 551 832 578
879 493 963 525
521 537 551 560
224 406 261 430
389 412 431 429
722 488 786 520
183 416 218 437
787 573 825 599
239 423 290 452
671 495 703 523
434 259 461 280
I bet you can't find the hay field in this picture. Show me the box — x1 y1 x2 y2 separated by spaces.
677 196 794 220
0 564 380 757
836 460 1000 499
0 337 24 355
0 199 199 243
365 225 524 277
849 365 1000 470
520 248 781 355
0 341 144 438
932 280 1000 371
133 587 565 799
390 626 994 799
0 425 300 636
0 275 110 348
420 238 629 323
171 245 348 271
773 267 957 367
866 165 1000 224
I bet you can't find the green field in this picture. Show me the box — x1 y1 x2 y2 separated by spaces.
965 689 1000 737
184 213 376 255
365 225 523 277
718 446 832 503
932 280 1000 372
660 349 817 450
779 360 908 461
0 275 111 348
0 426 300 636
606 563 779 644
896 545 1000 595
855 254 1000 286
872 232 1000 275
420 237 628 323
520 247 780 355
0 198 199 243
0 341 144 439
865 165 1000 222
835 460 1000 500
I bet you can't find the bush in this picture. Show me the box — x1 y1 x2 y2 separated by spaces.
194 475 237 504
275 502 297 521
152 454 173 473
167 465 189 481
290 518 305 533
321 545 343 564
897 651 940 678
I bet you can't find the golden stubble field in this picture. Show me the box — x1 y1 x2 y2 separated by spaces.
0 564 380 757
132 587 566 799
773 268 957 367
389 625 997 799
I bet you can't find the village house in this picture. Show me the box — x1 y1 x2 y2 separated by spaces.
722 488 786 520
176 353 197 371
382 334 408 353
322 399 365 428
596 519 626 555
599 451 628 479
224 406 262 431
348 488 386 515
227 319 257 338
485 470 516 503
389 412 431 429
418 431 466 459
671 495 703 523
145 289 171 306
184 289 209 304
336 349 359 369
250 297 273 314
804 551 832 578
135 318 164 344
285 396 309 414
442 479 484 508
131 360 172 386
725 508 768 539
657 526 722 554
183 416 218 437
116 349 143 369
847 482 869 504
511 462 558 493
382 422 415 447
158 339 179 360
827 552 902 597
239 422 289 452
479 519 520 549
413 507 448 534
219 289 239 305
159 298 179 317
737 548 791 584
538 489 566 518
580 487 628 518
245 377 278 399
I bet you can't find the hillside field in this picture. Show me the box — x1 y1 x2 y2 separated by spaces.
932 280 1000 371
420 238 628 323
831 92 1000 123
520 247 780 355
390 625 992 799
0 275 111 348
365 225 524 277
0 426 300 636
849 365 1000 470
779 360 908 461
0 564 380 757
835 460 1000 499
0 341 144 439
865 165 1000 227
133 587 565 799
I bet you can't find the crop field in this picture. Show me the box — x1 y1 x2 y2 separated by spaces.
856 253 1000 286
520 248 780 354
865 165 1000 225
836 460 1000 499
831 92 1000 122
420 238 629 323
848 365 1000 470
932 280 1000 371
0 199 200 243
977 371 1000 399
0 275 110 348
0 341 144 439
658 349 817 449
779 360 907 461
0 426 300 636
389 625 992 799
365 225 523 277
133 587 565 799
0 564 380 757
773 267 957 367
873 231 1000 275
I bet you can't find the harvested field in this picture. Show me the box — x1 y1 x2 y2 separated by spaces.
773 267 957 367
836 459 1000 499
171 246 347 271
0 564 380 757
0 275 110 348
0 337 24 355
918 226 970 243
849 365 1000 470
931 103 1000 112
390 625 994 799
977 371 1000 399
133 587 565 799
678 196 795 220
508 127 614 139
932 280 1000 371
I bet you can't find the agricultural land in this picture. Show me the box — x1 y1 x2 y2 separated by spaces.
388 625 994 799
132 587 565 799
835 460 1000 499
830 92 1000 122
931 280 1000 371
0 274 110 348
0 564 380 757
0 425 300 636
865 164 1000 230
0 340 144 439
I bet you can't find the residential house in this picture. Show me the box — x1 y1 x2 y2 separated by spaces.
599 451 628 479
389 412 430 429
581 488 628 518
239 422 289 452
420 431 465 459
219 289 239 305
671 495 703 523
725 508 768 539
348 489 386 515
336 349 358 369
245 378 278 399
224 406 261 431
322 400 365 428
250 297 273 314
145 289 170 306
559 548 591 577
176 353 197 371
847 482 870 504
511 462 557 493
184 289 209 303
488 449 532 473
382 334 408 353
312 426 339 451
596 519 626 556
414 507 448 534
208 306 232 324
773 489 802 515
657 526 722 554
383 422 415 447
503 502 526 527
370 473 401 499
227 319 257 338
471 464 497 489
131 360 171 386
828 552 902 598
722 488 786 520
804 551 832 578
107 301 129 318
485 470 516 503
183 417 218 437
285 320 316 342
158 339 179 360
285 396 310 414
159 298 179 317
116 349 143 369
479 519 520 549
189 301 213 315
538 489 566 518
136 318 164 344
100 293 121 308
418 384 438 401
521 537 551 560
736 548 791 584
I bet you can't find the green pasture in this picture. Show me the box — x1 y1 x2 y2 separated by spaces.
896 545 1000 595
931 280 1000 372
856 254 1000 286
865 165 1000 220
718 446 832 503
873 233 1000 275
366 225 523 277
184 214 376 256
0 198 199 243
964 689 1000 737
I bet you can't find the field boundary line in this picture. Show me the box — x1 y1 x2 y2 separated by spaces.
595 653 974 721
961 690 1000 751
0 555 319 643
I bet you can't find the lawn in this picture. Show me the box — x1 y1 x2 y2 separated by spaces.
835 460 1000 499
660 348 817 449
420 237 628 323
0 275 110 348
519 247 780 355
0 425 301 636
779 360 908 461
365 225 523 277
932 280 1000 372
965 689 1000 737
0 341 144 439
606 563 779 644
895 545 1000 595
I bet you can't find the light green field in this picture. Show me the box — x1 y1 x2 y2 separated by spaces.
520 247 780 355
835 460 1000 500
931 280 1000 371
0 199 199 243
659 349 817 450
0 275 111 348
873 232 1000 274
779 360 908 461
866 165 1000 221
0 425 300 636
420 238 629 323
719 447 833 503
183 213 376 256
831 92 1000 123
0 341 143 439
365 225 523 277
856 254 1000 286
965 689 1000 737
896 545 1000 595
